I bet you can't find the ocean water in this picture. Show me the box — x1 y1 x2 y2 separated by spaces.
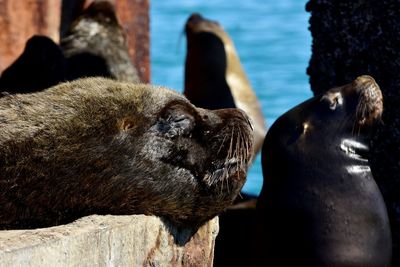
151 0 312 196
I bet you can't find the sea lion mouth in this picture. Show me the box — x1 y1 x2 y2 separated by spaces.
353 75 383 126
203 123 252 188
204 157 248 187
165 129 251 189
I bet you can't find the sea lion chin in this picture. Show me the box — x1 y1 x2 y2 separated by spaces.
257 75 391 266
0 77 253 229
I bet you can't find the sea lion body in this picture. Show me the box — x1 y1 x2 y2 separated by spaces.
257 76 391 266
61 1 140 83
184 13 266 156
0 77 253 229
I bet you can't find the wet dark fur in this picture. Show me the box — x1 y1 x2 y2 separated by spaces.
256 76 391 266
0 77 253 229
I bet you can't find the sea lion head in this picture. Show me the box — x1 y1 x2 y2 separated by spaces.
127 85 254 226
185 13 233 51
320 75 383 130
261 75 383 185
268 75 383 149
0 78 253 228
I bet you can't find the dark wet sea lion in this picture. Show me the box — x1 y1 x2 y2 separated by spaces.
184 13 266 156
256 76 391 266
0 77 253 229
61 1 140 83
0 36 66 93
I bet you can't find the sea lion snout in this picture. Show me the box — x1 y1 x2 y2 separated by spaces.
351 75 383 126
218 108 254 132
187 13 204 26
196 108 253 187
354 75 376 87
322 76 383 127
185 13 220 33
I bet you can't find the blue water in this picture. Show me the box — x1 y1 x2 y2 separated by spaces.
151 0 312 196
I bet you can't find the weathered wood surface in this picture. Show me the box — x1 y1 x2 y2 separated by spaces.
0 215 218 267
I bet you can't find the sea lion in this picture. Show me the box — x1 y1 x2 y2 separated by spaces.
0 36 67 93
184 13 266 156
256 76 391 266
61 1 140 83
0 77 253 229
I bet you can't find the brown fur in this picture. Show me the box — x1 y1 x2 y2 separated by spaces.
0 77 253 229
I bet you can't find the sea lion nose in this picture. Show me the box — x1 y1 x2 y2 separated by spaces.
353 75 379 92
186 13 220 30
214 108 253 131
355 75 376 85
187 13 204 25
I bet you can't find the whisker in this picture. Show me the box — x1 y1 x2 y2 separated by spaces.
217 127 229 155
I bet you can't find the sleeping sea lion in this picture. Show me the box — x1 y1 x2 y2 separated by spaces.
0 77 253 229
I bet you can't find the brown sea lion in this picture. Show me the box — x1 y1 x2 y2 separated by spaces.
61 1 140 83
257 76 391 266
184 13 266 157
0 77 253 229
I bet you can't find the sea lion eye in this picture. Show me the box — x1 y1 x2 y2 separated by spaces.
321 92 343 110
119 118 135 131
155 106 195 138
167 114 193 131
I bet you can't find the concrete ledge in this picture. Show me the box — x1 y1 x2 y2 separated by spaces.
0 215 219 267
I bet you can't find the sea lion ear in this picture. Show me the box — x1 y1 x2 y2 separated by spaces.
119 118 135 131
